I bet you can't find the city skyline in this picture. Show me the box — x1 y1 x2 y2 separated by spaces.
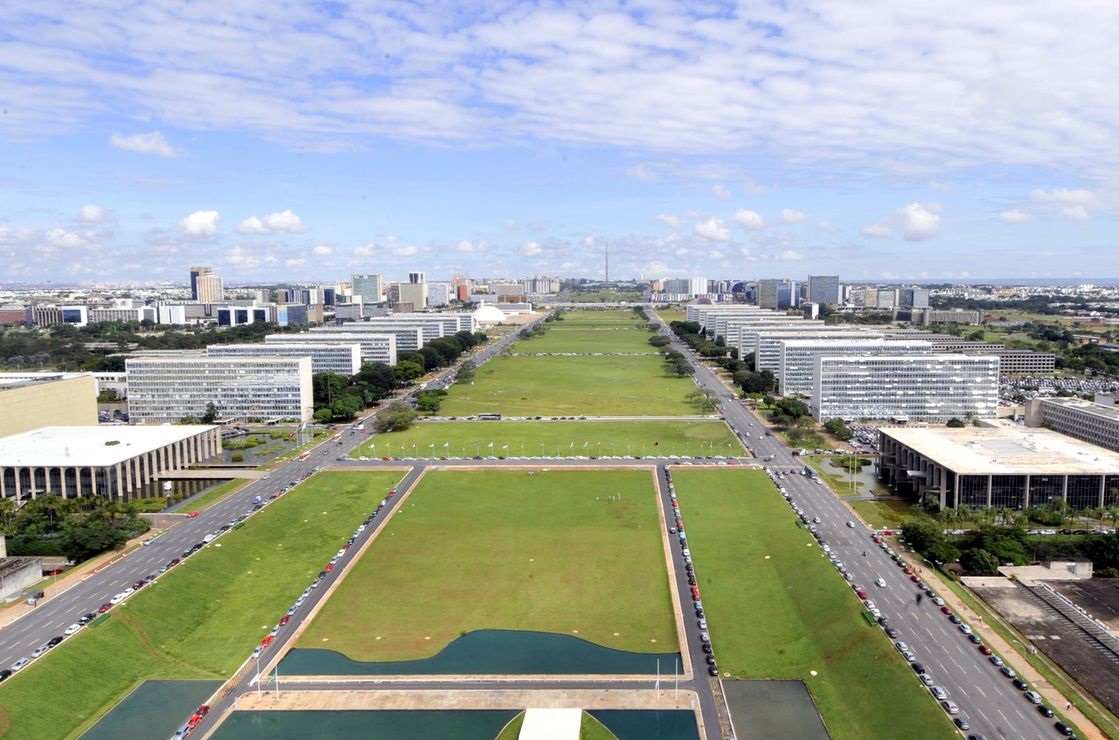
1 2 1117 284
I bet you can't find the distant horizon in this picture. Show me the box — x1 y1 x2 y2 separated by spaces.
4 276 1119 292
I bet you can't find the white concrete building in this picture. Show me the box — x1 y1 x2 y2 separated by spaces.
126 356 313 424
0 425 221 500
208 342 363 375
1025 397 1119 454
312 324 423 352
812 353 1000 423
753 328 883 372
265 332 396 366
778 339 933 397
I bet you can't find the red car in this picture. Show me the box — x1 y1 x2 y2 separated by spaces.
324 563 335 573
279 615 291 627
169 558 181 567
903 567 913 575
388 488 397 498
856 589 868 600
871 535 882 544
941 605 953 615
187 511 200 518
261 635 274 648
98 602 112 614
979 644 993 655
910 575 922 583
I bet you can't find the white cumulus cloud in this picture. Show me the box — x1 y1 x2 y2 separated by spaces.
711 184 732 199
520 241 543 257
451 240 476 253
861 224 893 239
734 210 765 230
1058 205 1090 221
110 131 176 158
900 202 942 241
237 209 307 235
392 244 418 257
312 244 333 255
776 249 803 261
694 218 730 242
1000 209 1034 224
79 204 106 223
1031 188 1095 206
779 209 806 224
180 210 220 236
655 214 680 229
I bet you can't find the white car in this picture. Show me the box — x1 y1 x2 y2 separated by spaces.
64 623 82 636
10 658 30 672
109 593 126 605
875 578 887 588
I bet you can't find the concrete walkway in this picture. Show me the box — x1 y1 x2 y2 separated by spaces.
520 708 581 739
892 538 1107 740
233 688 701 712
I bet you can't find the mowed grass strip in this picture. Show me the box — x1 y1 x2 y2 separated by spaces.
355 421 742 459
439 355 697 417
671 468 955 740
516 328 658 354
555 310 646 326
0 471 400 740
299 469 676 661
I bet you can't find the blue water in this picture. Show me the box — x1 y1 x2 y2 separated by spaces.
281 629 681 675
210 710 518 740
80 680 221 740
593 710 699 740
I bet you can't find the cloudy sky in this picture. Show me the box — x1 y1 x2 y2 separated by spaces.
1 1 1117 285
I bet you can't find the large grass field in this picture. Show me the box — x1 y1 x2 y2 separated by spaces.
355 421 742 459
298 469 676 661
439 354 698 417
0 471 401 740
516 328 659 354
556 309 645 325
671 468 955 740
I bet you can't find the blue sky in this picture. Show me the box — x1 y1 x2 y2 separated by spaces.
1 0 1117 285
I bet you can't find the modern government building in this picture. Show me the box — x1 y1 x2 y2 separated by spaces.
0 425 221 501
877 425 1119 511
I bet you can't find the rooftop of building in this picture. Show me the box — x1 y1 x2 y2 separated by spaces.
0 372 91 391
0 425 216 468
881 423 1119 475
1041 397 1119 422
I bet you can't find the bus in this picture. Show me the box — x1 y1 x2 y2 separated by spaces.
478 413 502 421
298 452 310 461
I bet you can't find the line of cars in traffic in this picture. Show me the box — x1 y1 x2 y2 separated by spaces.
170 487 399 739
868 532 1079 739
663 467 718 678
2 485 300 685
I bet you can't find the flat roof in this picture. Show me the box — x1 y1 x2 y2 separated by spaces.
882 424 1119 475
0 426 215 468
1043 397 1119 423
0 372 89 390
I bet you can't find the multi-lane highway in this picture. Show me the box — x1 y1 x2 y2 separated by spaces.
655 315 1071 740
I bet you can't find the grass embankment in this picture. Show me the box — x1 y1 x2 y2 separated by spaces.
439 354 698 417
654 309 687 323
299 469 676 661
849 499 916 529
671 468 955 740
356 421 741 459
0 471 401 740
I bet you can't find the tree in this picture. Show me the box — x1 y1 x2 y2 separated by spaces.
946 417 966 428
373 401 419 433
393 360 425 384
901 519 946 553
649 335 670 347
686 388 717 412
60 516 129 562
960 548 1000 576
201 402 219 424
455 360 476 384
823 418 853 441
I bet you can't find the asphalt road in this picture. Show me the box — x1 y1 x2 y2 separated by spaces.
653 315 1067 740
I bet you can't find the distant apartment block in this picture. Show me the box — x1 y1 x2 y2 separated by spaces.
1025 397 1119 454
811 354 1000 423
208 342 362 376
806 275 840 306
126 356 313 424
351 274 383 304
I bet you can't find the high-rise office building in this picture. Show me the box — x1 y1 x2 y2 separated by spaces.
408 272 426 284
756 279 796 310
351 274 384 304
807 275 841 306
190 266 224 303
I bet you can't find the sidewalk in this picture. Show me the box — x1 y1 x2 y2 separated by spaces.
0 526 171 630
893 539 1106 740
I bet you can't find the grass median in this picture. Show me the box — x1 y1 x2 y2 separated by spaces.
516 328 658 354
299 469 676 661
0 471 401 740
355 420 742 459
440 354 698 417
671 468 954 740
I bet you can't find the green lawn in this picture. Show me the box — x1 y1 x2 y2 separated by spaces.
181 478 250 512
556 310 646 325
439 354 698 416
655 309 687 323
0 471 401 740
516 328 658 354
355 421 742 459
671 468 955 740
299 469 676 661
849 499 918 529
